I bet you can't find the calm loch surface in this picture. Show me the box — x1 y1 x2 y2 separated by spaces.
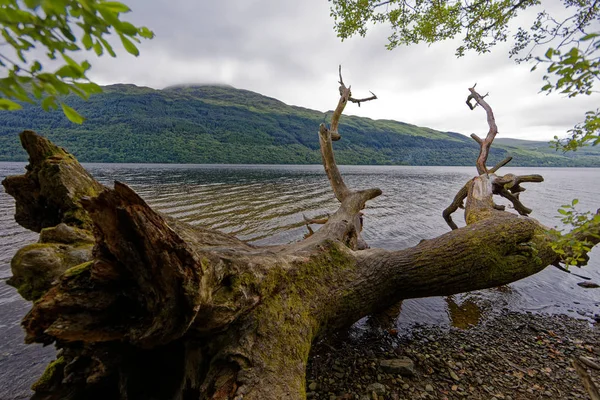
1 163 599 399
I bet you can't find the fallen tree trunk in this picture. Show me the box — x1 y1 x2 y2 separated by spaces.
3 72 599 400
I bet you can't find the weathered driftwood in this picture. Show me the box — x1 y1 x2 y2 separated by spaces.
3 74 599 400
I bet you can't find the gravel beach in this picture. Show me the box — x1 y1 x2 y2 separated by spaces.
306 311 600 400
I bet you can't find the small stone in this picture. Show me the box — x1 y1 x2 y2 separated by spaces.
308 382 318 391
366 383 386 395
379 358 416 377
425 384 434 392
449 370 460 381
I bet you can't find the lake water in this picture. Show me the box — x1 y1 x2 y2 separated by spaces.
1 163 599 399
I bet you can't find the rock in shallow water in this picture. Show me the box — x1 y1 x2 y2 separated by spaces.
577 281 600 289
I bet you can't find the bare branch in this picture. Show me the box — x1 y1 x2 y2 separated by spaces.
470 133 483 144
303 214 329 238
443 183 470 230
349 91 378 107
494 173 544 199
488 156 513 174
320 67 380 202
493 203 506 211
304 224 314 238
303 214 329 225
466 87 498 175
495 186 532 216
319 124 351 202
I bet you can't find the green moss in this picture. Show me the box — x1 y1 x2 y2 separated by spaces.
63 260 93 277
31 356 65 392
238 242 357 395
9 243 62 301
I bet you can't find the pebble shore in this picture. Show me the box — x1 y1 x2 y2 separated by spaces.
306 312 599 400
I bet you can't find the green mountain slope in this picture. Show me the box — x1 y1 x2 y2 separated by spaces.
0 84 598 166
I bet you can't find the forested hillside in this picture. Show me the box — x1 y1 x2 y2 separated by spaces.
0 84 598 166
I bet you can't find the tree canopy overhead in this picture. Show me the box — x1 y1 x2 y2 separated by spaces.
329 0 600 150
0 0 153 122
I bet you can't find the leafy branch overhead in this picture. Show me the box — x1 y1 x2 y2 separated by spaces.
0 0 154 123
329 0 600 150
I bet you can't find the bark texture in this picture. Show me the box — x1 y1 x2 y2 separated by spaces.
3 78 599 400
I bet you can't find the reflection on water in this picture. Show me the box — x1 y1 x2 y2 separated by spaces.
446 295 484 329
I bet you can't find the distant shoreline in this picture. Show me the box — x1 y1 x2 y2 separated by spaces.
2 161 600 169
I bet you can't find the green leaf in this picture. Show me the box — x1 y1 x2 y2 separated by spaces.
41 95 57 111
117 21 138 35
55 65 83 78
74 82 103 94
61 102 85 124
99 37 116 57
93 41 104 56
0 98 23 110
97 8 121 26
31 82 43 98
23 0 42 8
60 27 77 42
99 1 131 13
580 33 599 41
572 199 579 206
545 48 554 59
139 27 154 39
119 34 139 56
82 33 93 50
31 60 42 73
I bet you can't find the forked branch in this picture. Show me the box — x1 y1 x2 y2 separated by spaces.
320 66 378 203
467 86 498 175
444 87 544 228
310 67 381 249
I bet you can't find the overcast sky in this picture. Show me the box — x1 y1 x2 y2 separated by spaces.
84 0 598 142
